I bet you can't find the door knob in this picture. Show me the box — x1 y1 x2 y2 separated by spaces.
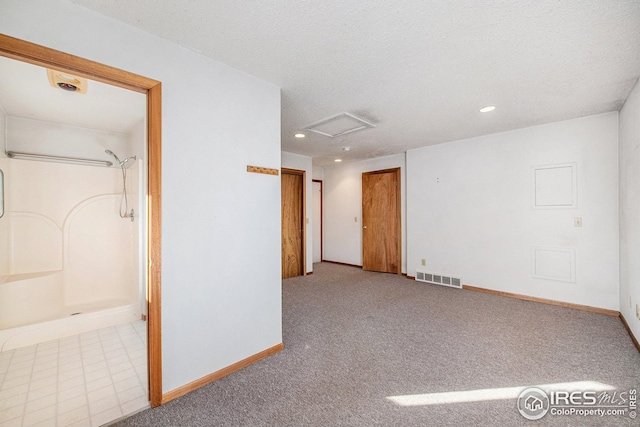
363 225 367 229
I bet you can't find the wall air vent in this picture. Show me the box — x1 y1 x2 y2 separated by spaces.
302 112 376 138
415 270 462 289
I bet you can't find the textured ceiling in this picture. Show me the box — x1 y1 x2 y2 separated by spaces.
70 0 640 166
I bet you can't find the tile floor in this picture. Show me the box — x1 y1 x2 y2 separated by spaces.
0 320 149 427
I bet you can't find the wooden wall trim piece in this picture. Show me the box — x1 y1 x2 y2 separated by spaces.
247 165 279 176
619 314 640 354
0 35 164 408
463 285 620 317
146 83 163 408
0 34 159 93
161 343 285 404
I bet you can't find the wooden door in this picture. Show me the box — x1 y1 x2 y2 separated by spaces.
362 168 401 274
282 169 305 278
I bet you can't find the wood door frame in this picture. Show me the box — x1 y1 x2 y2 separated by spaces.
362 167 402 275
312 179 323 262
0 35 164 407
282 168 306 276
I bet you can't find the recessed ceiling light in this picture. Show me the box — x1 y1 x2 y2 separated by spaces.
334 159 342 162
480 105 496 113
294 133 306 138
343 147 351 151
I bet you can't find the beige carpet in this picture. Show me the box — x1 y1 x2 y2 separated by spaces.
114 262 640 426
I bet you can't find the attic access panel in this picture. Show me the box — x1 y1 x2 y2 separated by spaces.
302 112 376 138
532 163 577 209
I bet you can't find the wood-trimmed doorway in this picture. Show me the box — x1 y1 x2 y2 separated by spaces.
312 179 323 263
362 168 401 274
282 168 306 278
0 35 164 407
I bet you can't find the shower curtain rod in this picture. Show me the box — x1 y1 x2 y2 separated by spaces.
6 151 113 167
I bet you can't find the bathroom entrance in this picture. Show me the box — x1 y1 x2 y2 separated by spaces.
0 35 162 408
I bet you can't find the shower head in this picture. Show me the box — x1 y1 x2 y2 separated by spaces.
105 150 136 166
105 149 121 165
121 156 137 165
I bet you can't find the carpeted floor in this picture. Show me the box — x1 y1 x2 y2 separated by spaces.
113 262 640 426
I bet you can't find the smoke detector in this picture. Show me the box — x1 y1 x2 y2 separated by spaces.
47 69 87 94
302 112 376 138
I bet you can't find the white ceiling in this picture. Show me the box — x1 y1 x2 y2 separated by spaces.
70 0 640 166
0 56 145 135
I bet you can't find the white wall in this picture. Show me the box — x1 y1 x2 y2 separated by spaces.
323 154 407 273
407 113 619 310
281 151 313 272
620 78 640 341
1 0 282 394
6 116 130 162
312 167 324 180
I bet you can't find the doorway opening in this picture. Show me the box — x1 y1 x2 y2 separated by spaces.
0 35 163 408
282 168 306 278
362 168 401 274
312 179 323 263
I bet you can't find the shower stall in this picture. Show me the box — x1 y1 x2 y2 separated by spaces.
0 115 147 351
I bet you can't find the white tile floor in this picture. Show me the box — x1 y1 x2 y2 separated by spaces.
0 320 149 427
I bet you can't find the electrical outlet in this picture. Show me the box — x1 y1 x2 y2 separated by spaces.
636 304 640 321
421 259 426 266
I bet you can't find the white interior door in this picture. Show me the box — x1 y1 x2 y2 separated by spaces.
312 180 322 263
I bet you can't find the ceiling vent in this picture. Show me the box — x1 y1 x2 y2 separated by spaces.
302 112 376 138
47 69 87 94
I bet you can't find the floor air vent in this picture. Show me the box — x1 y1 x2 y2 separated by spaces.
415 270 462 289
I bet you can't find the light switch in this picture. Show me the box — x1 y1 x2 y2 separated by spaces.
574 217 582 227
354 216 358 222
